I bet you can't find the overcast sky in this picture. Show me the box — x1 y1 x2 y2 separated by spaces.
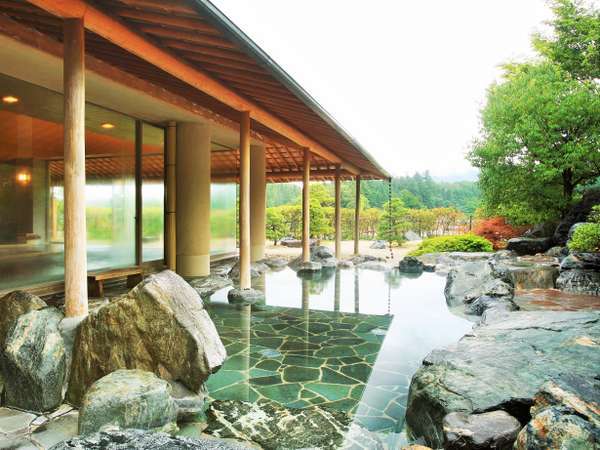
211 0 556 181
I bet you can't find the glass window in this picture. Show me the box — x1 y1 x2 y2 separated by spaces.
0 74 149 291
142 124 164 262
210 182 236 255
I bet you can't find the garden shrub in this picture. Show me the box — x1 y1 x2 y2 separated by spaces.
473 217 528 249
408 234 493 256
567 205 600 252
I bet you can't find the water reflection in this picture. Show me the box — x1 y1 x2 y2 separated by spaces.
205 267 472 442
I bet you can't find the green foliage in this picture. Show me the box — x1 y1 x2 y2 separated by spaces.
409 234 493 256
377 199 410 244
266 183 301 207
142 206 163 240
398 189 423 209
361 173 480 214
568 223 600 252
468 62 600 224
266 207 285 244
267 174 480 215
86 207 113 241
533 0 600 80
588 205 600 223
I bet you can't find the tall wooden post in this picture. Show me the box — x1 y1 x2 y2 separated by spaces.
134 120 143 266
334 165 342 259
354 175 361 255
239 111 251 289
165 122 176 271
302 148 311 263
63 18 88 317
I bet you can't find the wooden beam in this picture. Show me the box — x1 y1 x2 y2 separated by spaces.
184 52 267 75
117 0 198 16
26 0 360 173
63 17 88 317
162 40 254 63
335 165 341 259
115 9 220 34
239 111 251 289
302 148 311 263
137 25 237 49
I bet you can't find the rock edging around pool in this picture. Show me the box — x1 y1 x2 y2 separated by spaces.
404 253 600 449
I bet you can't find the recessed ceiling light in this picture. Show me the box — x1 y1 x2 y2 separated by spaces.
16 171 31 185
101 122 115 129
2 95 19 104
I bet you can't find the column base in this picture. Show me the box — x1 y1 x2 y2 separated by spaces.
176 254 210 277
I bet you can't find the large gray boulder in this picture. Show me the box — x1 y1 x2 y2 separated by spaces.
417 252 494 274
506 237 553 256
444 261 513 308
67 270 226 405
0 290 46 348
556 269 600 296
289 245 337 271
399 256 424 274
228 260 269 280
1 307 66 413
78 369 177 435
515 406 598 449
188 275 232 298
465 295 519 317
515 375 599 449
405 310 600 448
50 429 250 450
370 240 387 249
560 252 600 271
261 257 288 270
227 288 265 306
443 410 521 450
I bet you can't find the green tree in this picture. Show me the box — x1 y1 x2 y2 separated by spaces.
534 0 600 80
406 208 436 237
398 189 423 209
468 62 600 223
266 207 286 244
378 199 410 244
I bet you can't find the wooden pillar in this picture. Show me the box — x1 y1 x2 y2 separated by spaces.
239 111 251 289
134 120 143 266
354 175 361 255
334 165 342 259
250 145 266 262
165 121 176 271
302 148 311 263
63 18 88 317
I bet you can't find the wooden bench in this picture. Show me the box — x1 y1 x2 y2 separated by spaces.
87 267 144 298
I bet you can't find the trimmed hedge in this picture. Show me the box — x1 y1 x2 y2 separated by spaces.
409 234 493 256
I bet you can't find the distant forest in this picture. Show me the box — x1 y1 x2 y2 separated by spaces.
267 172 480 215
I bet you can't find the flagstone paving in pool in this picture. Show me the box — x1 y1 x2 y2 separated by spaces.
205 303 394 417
202 267 473 440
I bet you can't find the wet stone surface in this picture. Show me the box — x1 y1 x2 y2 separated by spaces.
204 303 398 426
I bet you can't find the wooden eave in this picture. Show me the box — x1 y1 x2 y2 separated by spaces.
0 0 388 181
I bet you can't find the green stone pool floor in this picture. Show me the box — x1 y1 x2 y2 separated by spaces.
203 267 473 442
206 304 392 418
